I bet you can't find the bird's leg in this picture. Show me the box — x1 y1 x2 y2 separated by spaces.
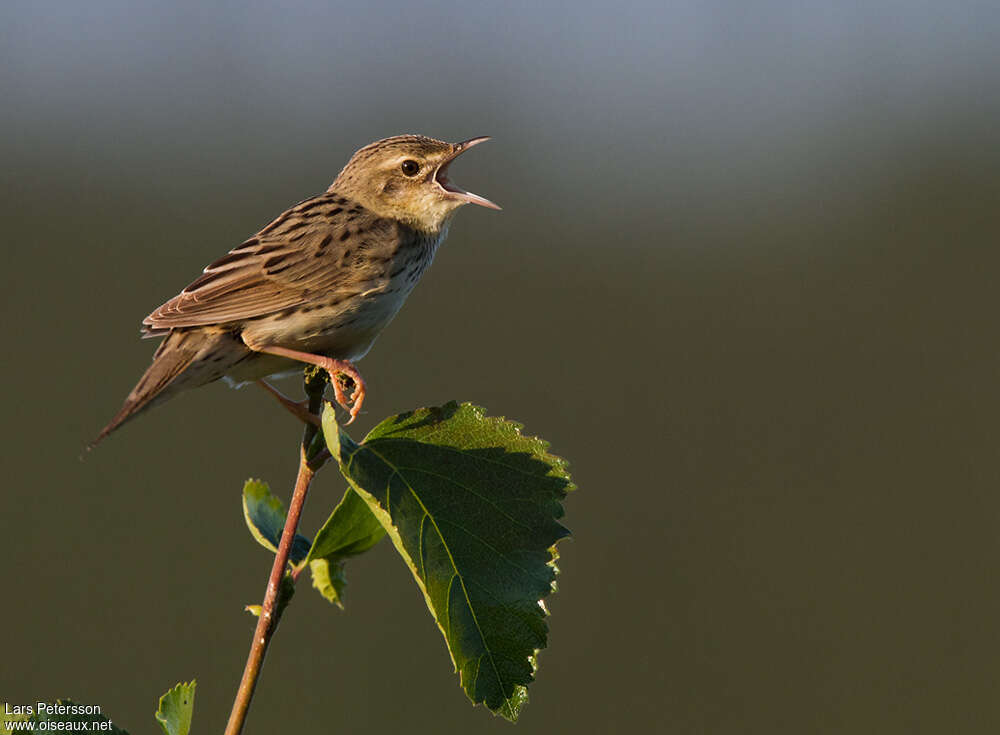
252 345 366 424
254 380 321 427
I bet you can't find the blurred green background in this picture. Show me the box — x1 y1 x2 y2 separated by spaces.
3 1 1000 733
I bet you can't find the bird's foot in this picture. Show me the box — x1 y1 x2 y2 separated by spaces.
252 345 367 424
255 380 321 427
328 363 366 424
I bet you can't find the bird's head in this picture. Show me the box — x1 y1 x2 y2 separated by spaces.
331 134 500 231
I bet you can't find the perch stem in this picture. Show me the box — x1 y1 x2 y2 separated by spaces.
224 367 329 735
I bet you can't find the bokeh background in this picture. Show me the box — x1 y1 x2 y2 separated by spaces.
3 1 1000 732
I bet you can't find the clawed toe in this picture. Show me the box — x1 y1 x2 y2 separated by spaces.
324 369 365 424
344 385 365 425
340 373 366 424
256 380 321 427
252 346 369 426
329 373 352 411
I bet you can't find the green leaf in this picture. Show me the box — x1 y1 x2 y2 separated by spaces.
242 479 312 566
155 681 196 735
4 700 129 733
305 487 386 607
1 704 31 729
323 401 573 721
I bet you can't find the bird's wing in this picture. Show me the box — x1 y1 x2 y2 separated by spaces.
143 194 399 332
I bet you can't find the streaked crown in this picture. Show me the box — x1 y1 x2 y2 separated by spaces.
330 134 498 231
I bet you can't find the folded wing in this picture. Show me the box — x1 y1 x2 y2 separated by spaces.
143 194 390 333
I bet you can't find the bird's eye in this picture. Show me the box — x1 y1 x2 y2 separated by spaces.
400 160 420 177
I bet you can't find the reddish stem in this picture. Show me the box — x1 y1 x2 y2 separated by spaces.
224 448 315 735
224 368 329 735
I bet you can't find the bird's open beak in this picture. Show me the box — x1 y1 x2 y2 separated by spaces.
435 136 501 210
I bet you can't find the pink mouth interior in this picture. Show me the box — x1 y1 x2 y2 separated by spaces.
435 163 463 194
433 156 500 209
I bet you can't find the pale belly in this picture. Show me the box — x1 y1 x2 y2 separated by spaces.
225 242 438 386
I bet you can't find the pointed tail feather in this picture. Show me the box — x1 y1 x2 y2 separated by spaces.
89 330 219 450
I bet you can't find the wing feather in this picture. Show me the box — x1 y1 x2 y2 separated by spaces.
142 194 394 332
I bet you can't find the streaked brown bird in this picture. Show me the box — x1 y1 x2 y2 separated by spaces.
93 134 498 446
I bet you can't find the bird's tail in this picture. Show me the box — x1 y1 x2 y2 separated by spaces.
89 330 236 450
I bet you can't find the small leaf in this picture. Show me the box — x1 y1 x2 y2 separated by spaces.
155 681 196 735
305 487 386 607
1 704 31 729
245 604 263 617
323 401 573 721
242 479 312 566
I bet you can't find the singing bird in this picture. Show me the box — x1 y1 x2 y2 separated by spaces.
93 135 499 446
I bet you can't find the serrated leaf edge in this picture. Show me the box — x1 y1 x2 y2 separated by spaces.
328 402 572 720
154 680 196 735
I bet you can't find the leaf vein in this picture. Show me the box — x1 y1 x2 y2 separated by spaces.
392 465 534 532
360 444 508 698
367 437 562 484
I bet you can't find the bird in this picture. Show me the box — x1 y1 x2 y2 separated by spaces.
92 134 499 447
